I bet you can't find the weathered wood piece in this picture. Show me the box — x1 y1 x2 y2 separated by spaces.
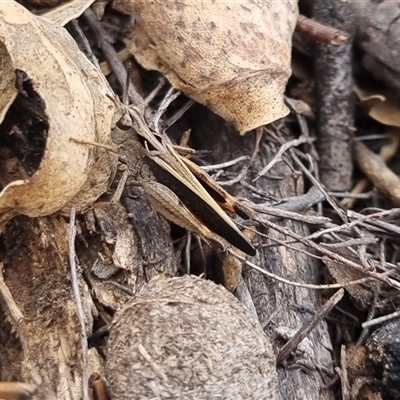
0 216 98 399
313 0 355 191
353 0 400 93
177 104 336 400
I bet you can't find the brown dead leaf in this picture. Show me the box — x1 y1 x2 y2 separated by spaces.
341 128 400 209
354 141 400 206
355 85 400 128
0 382 37 400
343 86 400 208
0 3 118 228
344 74 400 210
222 227 256 292
114 0 298 134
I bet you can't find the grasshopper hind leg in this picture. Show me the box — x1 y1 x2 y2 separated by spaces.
141 180 230 252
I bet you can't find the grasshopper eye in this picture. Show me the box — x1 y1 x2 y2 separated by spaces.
117 112 133 131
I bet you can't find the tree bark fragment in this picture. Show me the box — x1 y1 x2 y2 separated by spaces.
313 0 355 191
175 105 336 400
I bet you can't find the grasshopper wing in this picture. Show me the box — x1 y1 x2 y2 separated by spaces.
148 145 256 256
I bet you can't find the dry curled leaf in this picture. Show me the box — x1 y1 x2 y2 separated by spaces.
341 128 400 209
0 3 118 229
114 0 298 134
0 382 37 400
222 227 256 292
355 85 400 128
43 0 94 26
354 141 400 206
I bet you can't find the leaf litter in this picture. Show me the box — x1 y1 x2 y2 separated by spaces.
1 1 400 399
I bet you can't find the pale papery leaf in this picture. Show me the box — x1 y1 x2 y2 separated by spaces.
114 0 298 134
0 3 118 228
44 0 94 26
0 42 17 125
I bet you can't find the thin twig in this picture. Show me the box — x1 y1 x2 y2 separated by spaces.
218 165 249 186
0 263 29 359
346 287 379 374
240 181 275 200
261 306 283 329
69 138 117 153
144 77 166 106
201 156 250 172
68 208 89 400
0 263 24 325
253 137 314 182
347 208 400 235
69 19 101 69
153 87 181 132
296 15 348 45
229 250 377 290
249 216 400 290
165 99 196 129
338 345 351 400
322 237 378 249
328 191 372 200
251 205 329 225
82 8 143 107
291 149 348 223
194 236 207 275
277 289 344 364
308 209 400 242
362 310 400 329
184 232 192 275
105 281 135 296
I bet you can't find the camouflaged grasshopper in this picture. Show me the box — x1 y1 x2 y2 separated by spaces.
114 99 256 256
